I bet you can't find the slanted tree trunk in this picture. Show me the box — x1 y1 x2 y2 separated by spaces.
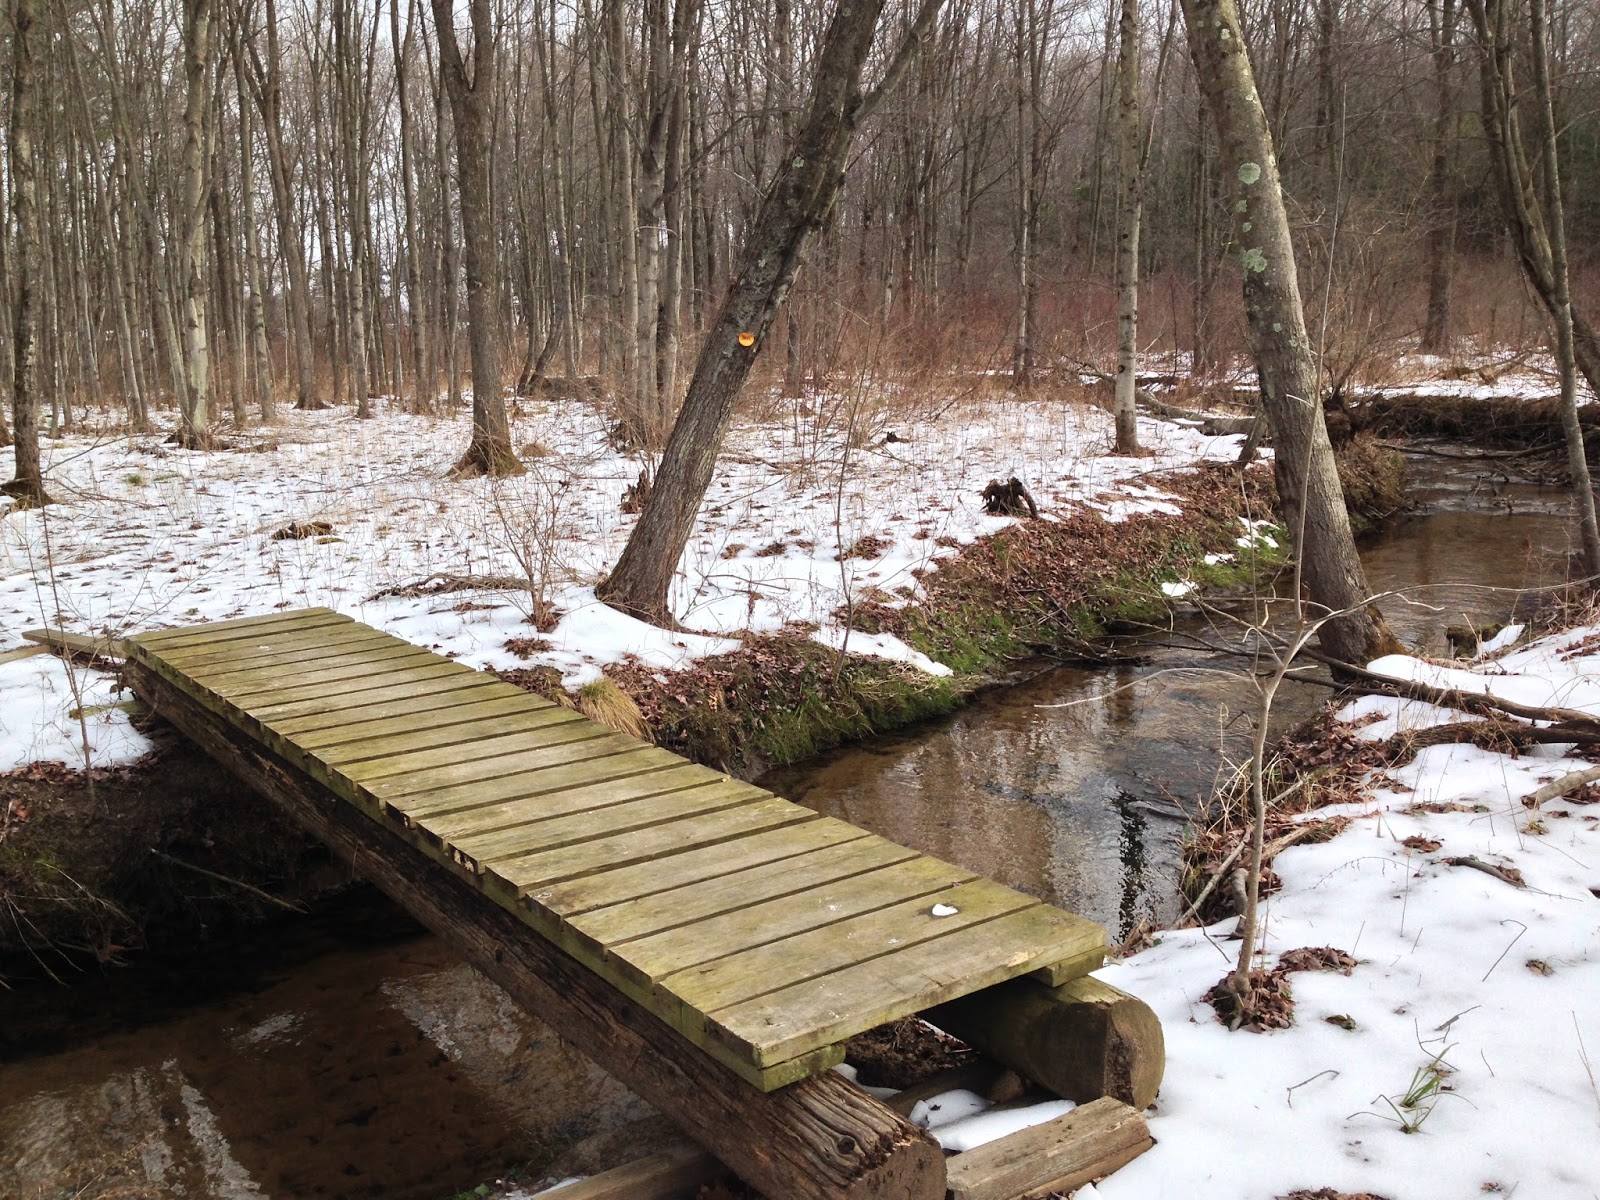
430 0 522 476
2 0 48 506
1178 0 1398 665
176 0 215 448
598 0 943 624
1112 0 1142 454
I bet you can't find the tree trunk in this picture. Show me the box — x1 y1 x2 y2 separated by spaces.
431 0 522 476
2 0 48 506
598 0 942 624
1178 0 1398 665
176 0 215 448
1112 0 1142 454
1420 0 1458 354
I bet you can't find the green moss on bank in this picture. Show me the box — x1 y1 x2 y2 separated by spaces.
505 463 1284 777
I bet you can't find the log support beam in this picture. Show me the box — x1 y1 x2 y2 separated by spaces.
926 975 1165 1110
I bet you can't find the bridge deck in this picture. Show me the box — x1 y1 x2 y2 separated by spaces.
126 607 1107 1090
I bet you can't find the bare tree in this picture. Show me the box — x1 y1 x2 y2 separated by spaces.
1178 0 1398 664
598 0 944 624
2 0 47 505
431 0 522 475
1112 0 1142 453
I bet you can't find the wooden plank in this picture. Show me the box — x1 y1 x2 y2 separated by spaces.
378 746 684 816
121 658 946 1192
196 643 447 693
419 763 723 843
606 855 977 992
290 691 556 750
155 623 400 670
448 780 767 869
664 877 1035 1017
359 729 640 799
705 904 1108 1067
326 708 595 777
517 818 871 917
257 674 514 730
22 628 126 662
531 1143 723 1200
569 834 920 948
206 658 472 709
492 798 819 893
311 704 580 767
943 1097 1152 1200
0 644 50 666
132 607 351 648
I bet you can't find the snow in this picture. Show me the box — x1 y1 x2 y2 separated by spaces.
1094 621 1600 1200
0 394 1248 771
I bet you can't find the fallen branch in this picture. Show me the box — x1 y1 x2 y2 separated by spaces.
1525 765 1600 807
1444 855 1526 889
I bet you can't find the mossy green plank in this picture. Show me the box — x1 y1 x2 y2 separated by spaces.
446 780 766 869
663 877 1036 1016
525 818 870 919
133 608 350 648
705 904 1110 1067
383 746 683 818
570 835 922 952
257 675 512 730
419 763 720 843
360 730 638 800
291 692 554 750
200 645 445 697
490 799 819 892
156 624 397 670
328 709 595 777
607 855 977 993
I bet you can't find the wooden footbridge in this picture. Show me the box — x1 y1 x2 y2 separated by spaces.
122 607 1163 1200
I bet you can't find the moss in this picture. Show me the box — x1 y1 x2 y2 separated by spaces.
502 463 1285 778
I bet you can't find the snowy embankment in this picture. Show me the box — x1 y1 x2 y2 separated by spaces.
0 395 1247 773
1092 623 1600 1199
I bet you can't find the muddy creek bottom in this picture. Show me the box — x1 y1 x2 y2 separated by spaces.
0 461 1578 1199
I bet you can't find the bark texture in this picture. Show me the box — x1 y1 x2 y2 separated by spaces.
1179 0 1398 663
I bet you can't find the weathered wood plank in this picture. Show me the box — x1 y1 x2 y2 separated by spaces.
0 643 51 666
665 878 1038 1015
291 691 557 751
22 628 126 662
569 834 920 949
257 674 513 730
943 1096 1152 1200
381 746 685 817
154 623 397 670
132 607 351 648
122 659 946 1199
531 1143 723 1200
198 644 448 695
360 729 640 798
609 856 978 993
419 763 721 843
448 780 767 869
209 658 472 708
492 798 820 893
328 709 597 778
523 819 869 918
704 904 1109 1066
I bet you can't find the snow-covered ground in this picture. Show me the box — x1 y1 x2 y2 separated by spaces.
0 394 1247 772
1093 622 1600 1199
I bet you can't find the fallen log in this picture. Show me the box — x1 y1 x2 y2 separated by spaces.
124 659 946 1200
926 976 1164 1110
942 1096 1153 1200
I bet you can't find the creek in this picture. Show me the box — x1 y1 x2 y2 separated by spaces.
0 453 1577 1200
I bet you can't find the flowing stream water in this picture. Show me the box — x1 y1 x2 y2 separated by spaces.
0 455 1578 1200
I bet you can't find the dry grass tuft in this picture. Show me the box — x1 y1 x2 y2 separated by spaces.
575 677 650 741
